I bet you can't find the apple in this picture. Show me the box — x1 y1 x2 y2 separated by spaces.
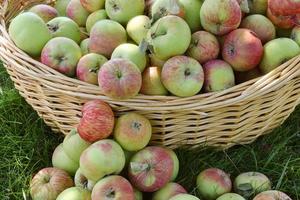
167 149 179 181
47 17 81 43
149 54 167 68
152 182 187 200
161 56 204 97
52 143 79 175
114 112 152 151
62 129 91 164
55 0 71 16
112 43 147 72
197 168 232 200
79 27 89 41
80 139 125 182
234 172 272 197
66 0 90 27
29 4 58 22
74 168 95 191
30 167 73 200
222 29 263 72
98 58 142 100
9 12 52 57
80 0 105 12
89 20 127 58
240 14 276 44
105 0 145 25
41 37 82 77
216 193 246 200
268 0 300 16
80 38 90 55
259 38 300 74
291 26 300 46
267 8 300 29
57 187 91 200
178 0 202 32
127 15 151 45
134 188 143 200
253 190 292 200
86 10 107 33
128 146 174 192
187 31 220 64
140 66 168 95
235 68 262 84
91 175 135 200
147 15 191 60
248 0 268 14
169 194 200 200
76 53 108 85
200 0 242 36
150 0 185 20
78 99 114 142
81 99 112 114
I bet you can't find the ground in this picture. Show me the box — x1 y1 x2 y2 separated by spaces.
0 64 299 200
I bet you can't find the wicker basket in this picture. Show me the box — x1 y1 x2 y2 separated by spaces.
1 0 300 149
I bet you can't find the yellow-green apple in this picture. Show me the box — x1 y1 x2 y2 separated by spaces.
105 0 145 25
128 146 175 192
149 54 167 68
114 112 152 151
62 129 91 164
89 20 127 58
152 182 187 200
91 175 135 200
236 0 250 13
234 172 272 197
80 38 90 55
76 53 108 85
55 0 71 16
241 15 276 44
147 15 191 60
166 149 179 181
30 167 73 200
247 0 267 14
268 0 300 16
126 15 151 45
161 56 204 97
80 0 105 12
178 0 202 32
267 8 300 29
80 139 125 182
187 31 220 64
253 190 292 200
150 0 185 20
140 66 168 95
134 188 143 200
197 168 232 200
112 43 147 72
259 38 300 74
78 100 115 142
52 143 79 175
41 37 82 77
57 187 91 200
200 0 242 36
66 0 90 26
29 4 58 22
235 68 262 84
222 29 263 72
98 58 142 100
74 168 95 191
291 26 300 46
203 60 235 92
216 193 246 200
47 17 81 43
86 10 107 33
9 12 52 57
169 194 200 200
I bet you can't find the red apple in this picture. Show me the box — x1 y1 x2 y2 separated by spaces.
253 190 292 200
268 0 300 16
267 8 300 29
29 4 58 22
152 182 187 200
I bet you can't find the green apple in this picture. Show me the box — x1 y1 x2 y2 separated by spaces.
47 17 81 43
55 0 71 16
111 43 147 72
167 149 179 181
80 0 105 12
52 143 79 175
80 38 90 55
152 182 187 200
126 15 151 45
140 66 168 95
169 194 200 200
74 168 95 191
56 187 91 200
248 0 268 14
29 4 58 22
216 193 246 200
9 12 52 57
66 0 90 27
149 54 167 68
147 15 191 60
151 0 185 20
105 0 145 25
134 188 143 200
178 0 203 32
259 38 300 74
291 26 300 46
86 10 107 33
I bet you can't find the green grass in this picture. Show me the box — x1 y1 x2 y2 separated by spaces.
0 64 299 200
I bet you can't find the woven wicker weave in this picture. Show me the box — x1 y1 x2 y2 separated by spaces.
1 0 300 149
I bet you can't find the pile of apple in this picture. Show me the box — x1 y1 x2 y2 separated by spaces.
29 99 292 200
8 0 300 99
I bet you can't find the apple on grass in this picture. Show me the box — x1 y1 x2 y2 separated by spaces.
167 149 179 181
75 168 95 191
253 190 292 200
66 0 90 27
169 194 200 200
55 0 71 16
161 56 204 97
216 193 246 200
86 10 107 33
9 12 52 57
29 4 58 22
259 38 300 74
80 0 105 12
80 38 90 55
152 182 187 200
178 0 202 32
127 15 151 45
56 187 91 200
30 167 73 200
